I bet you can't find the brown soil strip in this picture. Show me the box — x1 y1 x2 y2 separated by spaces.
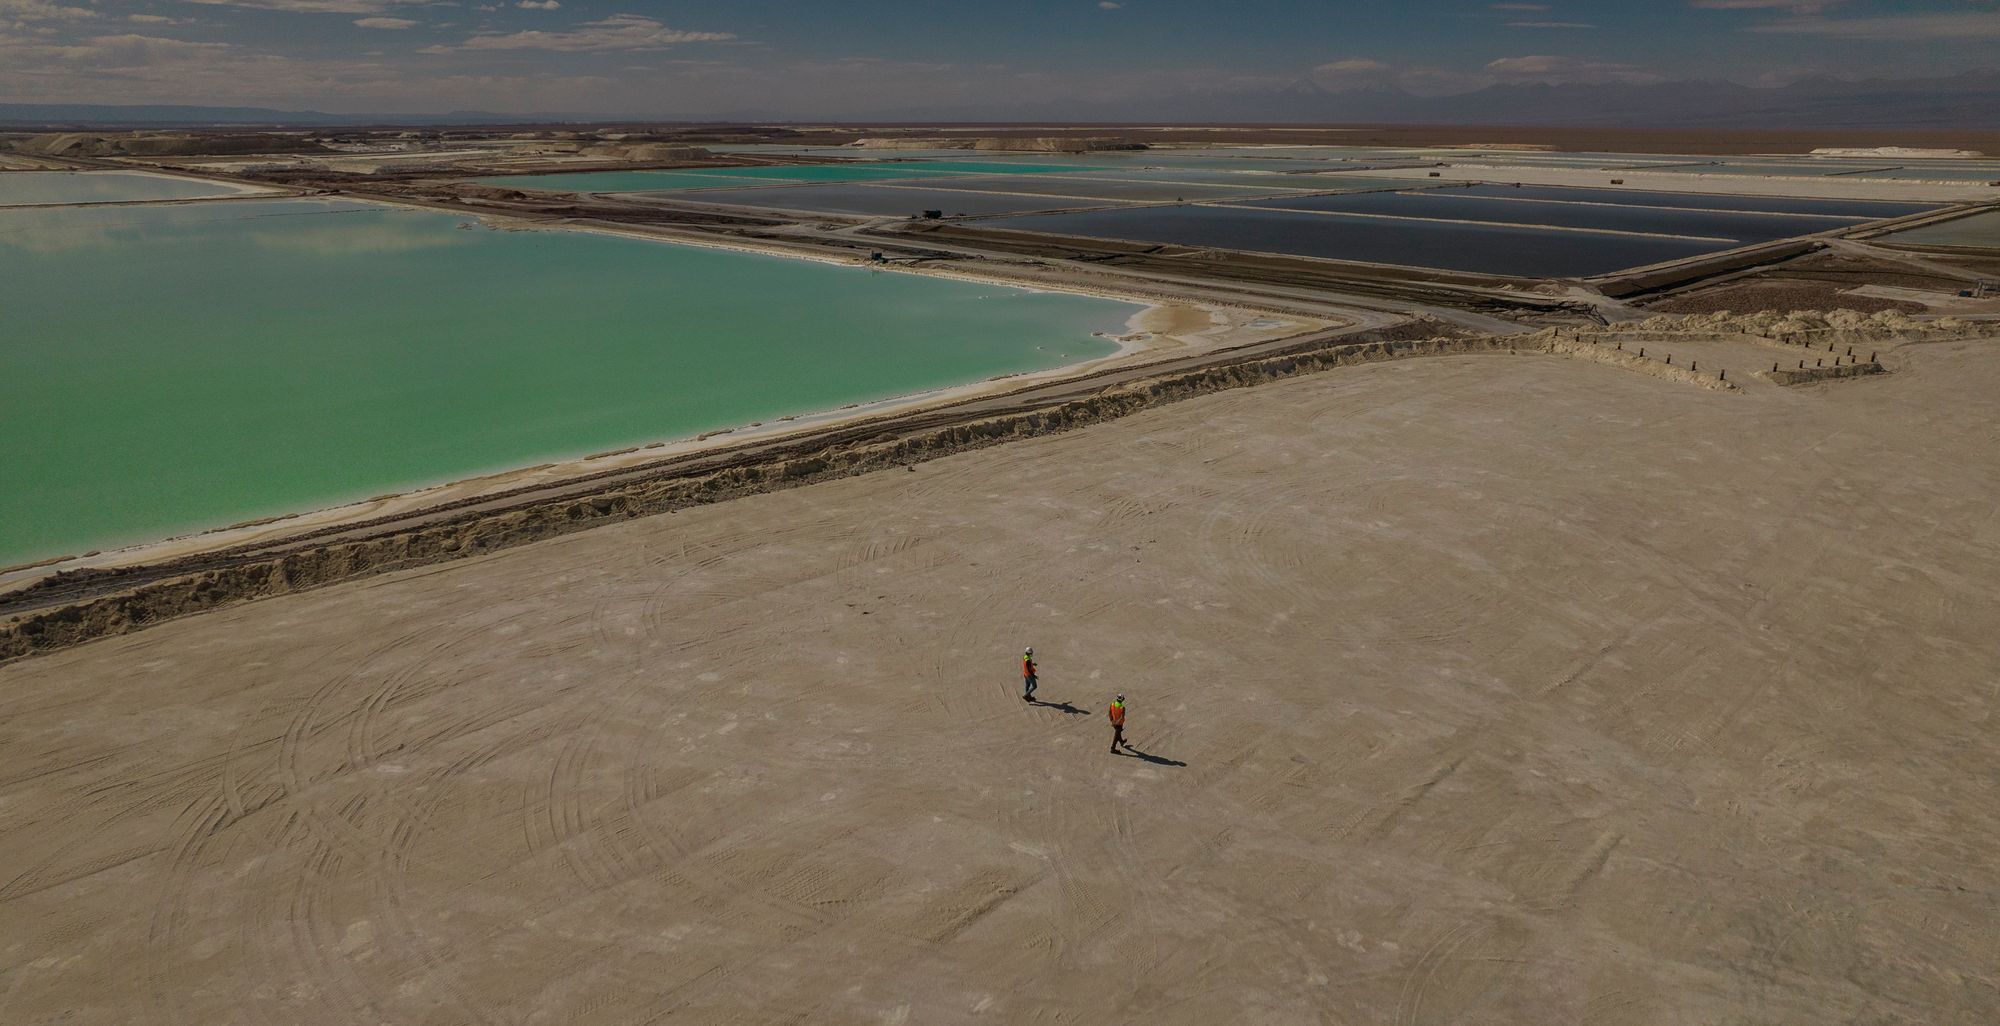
1647 282 1926 315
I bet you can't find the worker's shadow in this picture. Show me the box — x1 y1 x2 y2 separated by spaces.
1117 745 1187 767
1029 699 1090 716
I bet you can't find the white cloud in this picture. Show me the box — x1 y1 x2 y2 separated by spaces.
49 32 232 62
0 29 223 76
126 13 178 23
1508 21 1596 29
1311 58 1490 97
1310 57 1394 88
182 0 426 14
0 0 97 22
516 0 560 9
449 14 732 52
1747 12 2000 38
1098 1 1121 8
1691 0 1845 10
1485 54 1664 85
354 15 415 27
0 25 628 111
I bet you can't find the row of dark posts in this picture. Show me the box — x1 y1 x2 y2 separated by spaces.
1565 330 1726 383
1776 350 1878 373
1571 326 1882 383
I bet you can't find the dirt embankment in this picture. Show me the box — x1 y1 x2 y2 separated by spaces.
1539 331 1739 391
13 132 327 157
557 142 712 161
0 333 1517 665
1590 310 1978 382
1767 362 1888 386
1608 309 1971 349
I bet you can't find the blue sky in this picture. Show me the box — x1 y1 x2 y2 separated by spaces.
0 0 1993 113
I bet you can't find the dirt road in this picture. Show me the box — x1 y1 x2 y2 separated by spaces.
3 339 1997 1023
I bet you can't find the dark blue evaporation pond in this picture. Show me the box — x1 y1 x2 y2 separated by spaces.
1237 191 1868 244
986 205 1738 277
983 184 1943 276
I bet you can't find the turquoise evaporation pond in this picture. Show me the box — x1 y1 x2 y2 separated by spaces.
0 199 1129 565
0 170 249 206
478 161 1108 194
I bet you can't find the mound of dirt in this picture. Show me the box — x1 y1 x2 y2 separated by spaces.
14 132 103 155
849 136 1144 153
850 138 974 151
15 132 324 157
452 184 533 202
577 143 712 162
970 136 1146 153
1609 308 1969 347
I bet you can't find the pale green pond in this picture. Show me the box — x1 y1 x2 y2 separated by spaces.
0 170 253 206
0 199 1129 565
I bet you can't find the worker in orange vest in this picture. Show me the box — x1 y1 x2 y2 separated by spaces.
1022 646 1038 702
1108 694 1127 752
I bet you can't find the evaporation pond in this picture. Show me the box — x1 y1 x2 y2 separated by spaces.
677 184 1121 217
0 171 258 206
871 174 1308 202
1881 210 2000 249
1237 191 1867 242
1449 184 1937 219
0 199 1129 565
984 205 1727 277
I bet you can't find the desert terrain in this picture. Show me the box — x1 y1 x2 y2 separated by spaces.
4 324 1997 1023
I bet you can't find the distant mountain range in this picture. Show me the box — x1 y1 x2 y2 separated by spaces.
862 71 2000 129
0 103 431 127
0 104 690 128
5 72 1997 129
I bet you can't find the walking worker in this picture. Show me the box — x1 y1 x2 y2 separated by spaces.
1108 694 1127 752
1022 646 1038 702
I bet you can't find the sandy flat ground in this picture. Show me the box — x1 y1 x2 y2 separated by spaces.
3 338 1998 1024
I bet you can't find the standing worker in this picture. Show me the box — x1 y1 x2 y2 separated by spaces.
1022 647 1038 702
1108 694 1127 752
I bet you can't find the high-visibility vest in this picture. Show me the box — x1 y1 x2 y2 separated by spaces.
1108 702 1125 726
1023 656 1036 678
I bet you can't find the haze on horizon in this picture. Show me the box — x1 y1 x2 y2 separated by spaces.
0 0 1994 118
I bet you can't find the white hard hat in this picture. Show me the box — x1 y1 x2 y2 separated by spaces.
1025 646 1033 654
